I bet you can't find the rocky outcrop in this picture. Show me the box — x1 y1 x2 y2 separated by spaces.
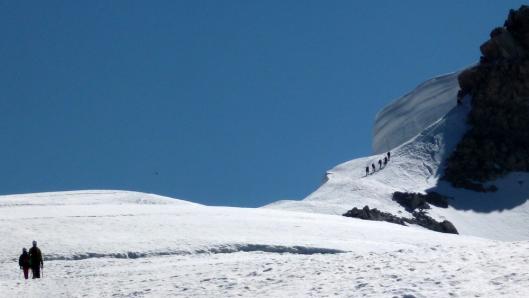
392 191 449 212
342 206 458 234
343 206 406 225
412 211 458 234
444 5 529 190
480 27 525 62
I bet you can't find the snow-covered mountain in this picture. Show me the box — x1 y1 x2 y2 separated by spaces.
1 190 527 297
266 71 529 241
5 6 529 296
4 70 529 297
267 5 529 243
372 71 460 154
3 72 529 296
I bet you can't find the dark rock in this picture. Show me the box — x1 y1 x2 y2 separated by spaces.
342 206 458 235
490 26 505 38
444 5 529 190
480 39 501 61
505 5 529 49
440 220 459 234
457 66 482 94
392 192 430 212
392 191 449 212
343 206 406 226
424 192 450 208
480 29 524 61
412 212 459 234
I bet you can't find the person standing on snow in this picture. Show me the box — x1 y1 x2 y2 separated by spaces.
365 166 369 176
29 240 43 279
378 159 382 169
18 248 30 279
387 151 391 161
371 163 376 173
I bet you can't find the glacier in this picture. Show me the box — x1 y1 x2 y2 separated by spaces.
372 71 460 154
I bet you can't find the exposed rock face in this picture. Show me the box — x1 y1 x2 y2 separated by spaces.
342 206 458 235
392 192 430 211
342 206 406 225
480 27 525 61
412 212 459 234
392 191 449 212
444 5 529 190
440 220 458 234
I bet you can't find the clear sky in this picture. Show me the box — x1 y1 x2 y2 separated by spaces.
1 1 526 207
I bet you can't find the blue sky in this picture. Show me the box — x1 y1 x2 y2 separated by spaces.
1 1 526 206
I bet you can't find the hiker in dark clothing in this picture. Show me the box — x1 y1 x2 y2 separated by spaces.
365 166 369 176
371 163 375 173
378 159 382 169
19 248 30 279
29 240 43 279
384 156 388 166
387 151 391 161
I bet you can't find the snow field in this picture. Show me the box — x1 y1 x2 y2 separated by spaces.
2 242 529 297
4 190 527 297
0 190 483 264
4 69 529 297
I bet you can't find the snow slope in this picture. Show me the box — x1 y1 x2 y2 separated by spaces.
266 100 469 221
3 70 529 296
0 191 473 262
266 73 529 241
2 190 529 297
372 72 460 154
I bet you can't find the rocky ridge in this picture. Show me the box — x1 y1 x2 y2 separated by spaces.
444 5 529 190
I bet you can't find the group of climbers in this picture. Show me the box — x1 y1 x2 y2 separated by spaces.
365 151 391 176
18 240 44 279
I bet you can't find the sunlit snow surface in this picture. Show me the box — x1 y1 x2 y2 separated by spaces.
267 83 529 241
1 190 529 297
372 72 460 154
4 72 529 297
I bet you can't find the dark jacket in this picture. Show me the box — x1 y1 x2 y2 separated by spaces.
19 252 30 269
29 247 43 268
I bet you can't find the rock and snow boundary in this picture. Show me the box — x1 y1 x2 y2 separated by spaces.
266 71 529 241
4 68 529 296
5 7 529 295
3 68 529 296
0 190 477 263
1 190 529 297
